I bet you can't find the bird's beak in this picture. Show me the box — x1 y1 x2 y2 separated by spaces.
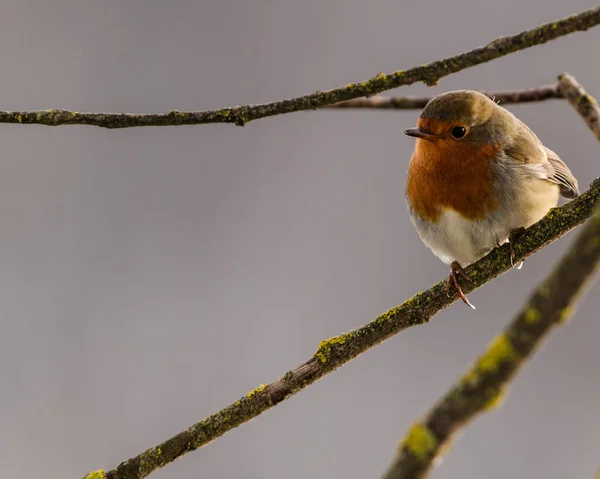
404 127 438 140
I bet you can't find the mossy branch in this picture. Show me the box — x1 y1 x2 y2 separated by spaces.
93 180 600 479
3 7 600 129
382 207 600 479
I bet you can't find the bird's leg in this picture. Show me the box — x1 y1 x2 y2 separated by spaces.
508 227 527 269
445 261 475 310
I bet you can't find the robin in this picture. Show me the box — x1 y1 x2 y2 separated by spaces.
404 90 579 309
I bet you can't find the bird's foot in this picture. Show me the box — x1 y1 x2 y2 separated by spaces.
508 227 527 269
445 261 475 310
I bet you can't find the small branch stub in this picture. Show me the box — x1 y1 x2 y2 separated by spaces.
558 73 600 140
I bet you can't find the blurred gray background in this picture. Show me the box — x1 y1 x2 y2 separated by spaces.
0 1 599 478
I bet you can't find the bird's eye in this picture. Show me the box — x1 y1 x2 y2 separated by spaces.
451 126 467 139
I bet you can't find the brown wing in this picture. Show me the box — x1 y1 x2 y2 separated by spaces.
502 117 579 199
542 146 579 199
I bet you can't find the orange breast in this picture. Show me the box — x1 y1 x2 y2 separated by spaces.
406 139 500 223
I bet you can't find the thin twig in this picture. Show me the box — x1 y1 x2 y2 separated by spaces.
328 84 562 110
85 178 600 479
382 207 600 479
558 73 600 140
4 7 600 129
381 75 600 479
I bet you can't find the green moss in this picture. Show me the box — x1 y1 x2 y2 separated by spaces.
342 72 388 97
234 110 248 126
371 289 437 328
524 308 541 324
482 386 508 411
84 471 105 479
374 307 398 325
477 334 517 372
139 447 162 477
246 384 267 398
461 334 518 386
539 286 550 299
400 423 437 460
558 306 573 323
314 334 348 363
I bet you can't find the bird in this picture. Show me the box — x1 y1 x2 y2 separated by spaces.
404 90 579 309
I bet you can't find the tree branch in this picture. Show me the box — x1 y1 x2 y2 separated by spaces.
4 7 600 129
328 84 562 110
86 179 600 479
558 73 600 140
382 206 600 479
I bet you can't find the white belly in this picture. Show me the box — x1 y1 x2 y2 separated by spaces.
411 208 506 266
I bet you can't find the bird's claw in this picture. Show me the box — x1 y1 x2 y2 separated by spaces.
447 261 476 310
508 227 527 270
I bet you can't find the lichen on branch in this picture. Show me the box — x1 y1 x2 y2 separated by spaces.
4 7 600 129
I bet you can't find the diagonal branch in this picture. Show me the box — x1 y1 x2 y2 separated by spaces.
3 7 600 129
381 75 600 479
328 83 562 110
88 180 600 479
79 74 600 479
558 73 600 140
382 206 600 479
